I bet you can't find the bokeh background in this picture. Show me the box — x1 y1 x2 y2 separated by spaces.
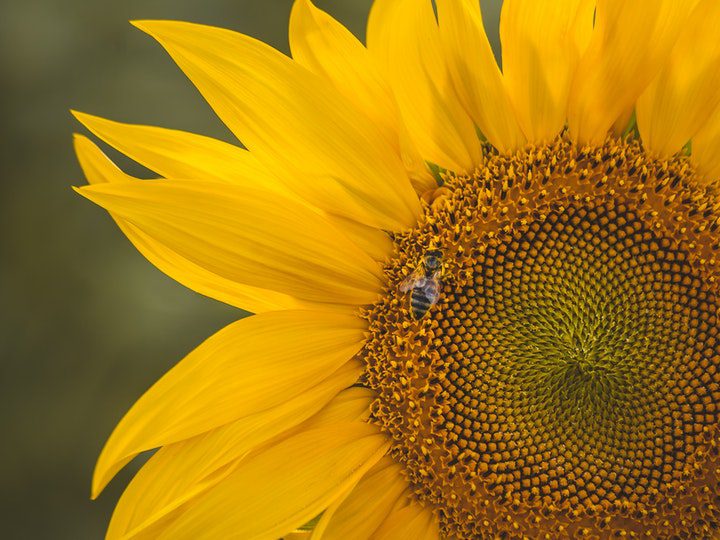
0 0 501 537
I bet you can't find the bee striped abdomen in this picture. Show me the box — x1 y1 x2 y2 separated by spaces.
410 288 435 319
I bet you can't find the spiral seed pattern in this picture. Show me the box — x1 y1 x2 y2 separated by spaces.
364 136 720 538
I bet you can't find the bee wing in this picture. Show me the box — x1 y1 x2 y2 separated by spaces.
399 269 425 292
424 279 441 303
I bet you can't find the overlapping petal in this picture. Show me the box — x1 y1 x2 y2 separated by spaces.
288 0 436 192
74 135 312 312
373 499 440 540
106 362 362 539
312 457 408 539
288 0 397 155
436 0 525 152
637 0 720 158
133 20 420 230
568 0 699 144
500 0 595 144
693 105 720 184
75 132 394 266
367 0 483 173
77 179 383 304
298 386 375 427
91 310 366 497
156 422 389 539
328 214 393 263
72 112 276 185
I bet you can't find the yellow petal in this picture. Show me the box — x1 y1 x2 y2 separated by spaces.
230 381 374 450
73 134 135 184
288 0 436 194
500 0 595 144
73 111 412 245
327 214 393 263
637 0 720 158
299 386 375 428
312 457 407 539
77 179 383 305
373 499 440 540
611 107 636 138
693 105 720 184
367 0 483 173
92 310 366 497
568 0 698 145
436 0 525 152
157 423 389 540
106 361 361 539
74 134 311 313
232 381 375 463
283 533 312 540
72 112 274 185
133 20 420 231
288 0 397 152
75 133 391 270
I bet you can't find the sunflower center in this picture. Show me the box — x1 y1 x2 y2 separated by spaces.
364 137 720 538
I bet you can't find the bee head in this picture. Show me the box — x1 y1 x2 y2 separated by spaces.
424 249 443 271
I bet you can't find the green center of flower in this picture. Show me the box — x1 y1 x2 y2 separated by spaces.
363 137 720 538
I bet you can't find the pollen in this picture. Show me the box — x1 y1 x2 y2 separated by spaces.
363 136 720 538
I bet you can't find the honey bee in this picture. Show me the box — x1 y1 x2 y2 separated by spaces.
400 249 444 320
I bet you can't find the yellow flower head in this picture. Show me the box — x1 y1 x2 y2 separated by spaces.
74 0 720 538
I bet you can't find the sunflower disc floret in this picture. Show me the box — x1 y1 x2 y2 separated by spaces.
365 136 720 539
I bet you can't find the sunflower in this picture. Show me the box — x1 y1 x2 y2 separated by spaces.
73 0 720 538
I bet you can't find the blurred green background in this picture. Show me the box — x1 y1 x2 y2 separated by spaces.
0 0 501 537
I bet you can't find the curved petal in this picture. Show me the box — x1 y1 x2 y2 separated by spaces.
288 0 436 193
312 457 408 539
296 386 375 428
500 0 595 144
693 104 720 184
288 0 397 152
637 0 720 158
74 134 311 313
157 423 389 540
74 134 135 184
367 0 483 173
72 112 275 185
106 361 362 539
568 0 698 145
436 0 525 152
91 310 366 497
327 214 393 263
77 179 383 305
611 107 636 137
133 20 420 231
373 499 440 540
75 133 392 269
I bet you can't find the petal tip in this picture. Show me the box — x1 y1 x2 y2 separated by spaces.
71 110 102 131
90 461 112 500
73 184 107 207
130 19 189 40
70 109 89 121
91 455 110 500
72 132 90 147
129 19 153 32
293 0 318 16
